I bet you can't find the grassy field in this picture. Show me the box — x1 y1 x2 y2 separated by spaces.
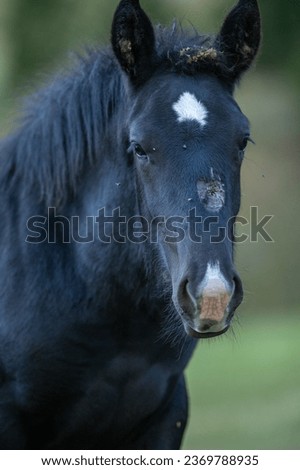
183 311 300 450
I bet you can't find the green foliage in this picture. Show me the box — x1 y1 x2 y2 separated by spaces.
259 0 300 87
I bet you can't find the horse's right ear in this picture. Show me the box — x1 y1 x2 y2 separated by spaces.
111 0 156 87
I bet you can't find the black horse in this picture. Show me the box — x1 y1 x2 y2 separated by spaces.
0 0 260 450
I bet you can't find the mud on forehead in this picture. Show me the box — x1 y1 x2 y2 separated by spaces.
172 92 208 128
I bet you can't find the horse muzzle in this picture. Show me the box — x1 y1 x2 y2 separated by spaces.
174 263 243 339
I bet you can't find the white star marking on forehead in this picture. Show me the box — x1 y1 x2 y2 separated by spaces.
172 92 208 128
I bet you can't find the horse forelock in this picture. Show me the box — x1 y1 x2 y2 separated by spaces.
154 23 234 82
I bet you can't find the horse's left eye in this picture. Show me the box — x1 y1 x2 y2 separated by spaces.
240 136 250 151
238 136 253 161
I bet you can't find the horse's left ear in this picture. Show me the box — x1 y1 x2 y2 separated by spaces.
216 0 261 81
111 0 156 87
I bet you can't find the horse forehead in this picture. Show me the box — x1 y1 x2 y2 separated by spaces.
172 91 208 128
132 76 245 133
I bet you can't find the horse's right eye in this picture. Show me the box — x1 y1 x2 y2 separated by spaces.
134 144 147 159
129 142 149 162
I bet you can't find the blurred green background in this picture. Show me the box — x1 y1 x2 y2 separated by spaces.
0 0 299 450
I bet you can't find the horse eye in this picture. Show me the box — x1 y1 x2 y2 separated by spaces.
240 134 255 150
240 136 250 151
133 143 147 159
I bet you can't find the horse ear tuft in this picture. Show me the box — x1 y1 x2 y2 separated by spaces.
216 0 261 81
111 0 156 86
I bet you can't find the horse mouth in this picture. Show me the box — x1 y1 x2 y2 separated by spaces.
185 324 230 339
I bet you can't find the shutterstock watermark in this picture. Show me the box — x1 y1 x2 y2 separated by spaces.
26 206 274 245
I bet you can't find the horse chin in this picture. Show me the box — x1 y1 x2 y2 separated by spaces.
184 324 230 339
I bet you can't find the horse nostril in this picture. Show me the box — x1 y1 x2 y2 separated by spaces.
177 278 197 317
231 274 244 310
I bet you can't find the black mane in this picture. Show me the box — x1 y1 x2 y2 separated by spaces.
0 47 126 207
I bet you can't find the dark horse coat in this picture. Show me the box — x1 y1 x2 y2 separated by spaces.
0 0 260 449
